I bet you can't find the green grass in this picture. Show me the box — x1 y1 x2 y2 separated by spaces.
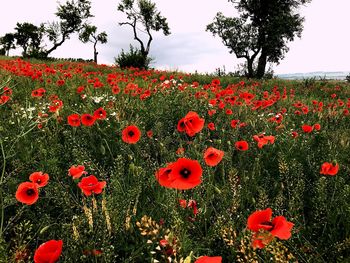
0 57 350 262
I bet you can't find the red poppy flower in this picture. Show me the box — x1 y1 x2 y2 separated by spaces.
188 199 198 216
235 141 249 151
179 199 187 208
230 119 239 128
146 130 153 138
48 99 63 113
122 125 141 144
194 256 222 263
302 124 313 133
207 122 215 131
225 109 233 115
76 86 85 93
253 134 275 148
155 164 174 188
313 123 321 131
270 216 295 239
15 182 39 205
56 79 65 86
34 240 63 263
247 208 294 249
302 106 309 114
111 85 120 94
68 165 87 179
291 131 298 138
0 95 10 105
31 88 46 98
168 158 202 190
67 114 81 127
269 114 283 124
251 233 267 249
93 107 107 120
78 175 106 196
208 109 216 116
29 172 49 188
247 208 274 232
177 111 205 137
156 158 202 190
3 87 12 95
211 78 220 86
320 162 339 176
81 114 96 126
203 147 224 166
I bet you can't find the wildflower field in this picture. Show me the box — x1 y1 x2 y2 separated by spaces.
0 57 350 262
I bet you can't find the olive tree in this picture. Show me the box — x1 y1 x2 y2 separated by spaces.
207 0 311 78
117 0 170 61
79 25 107 63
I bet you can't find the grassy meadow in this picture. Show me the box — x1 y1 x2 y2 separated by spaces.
0 57 350 262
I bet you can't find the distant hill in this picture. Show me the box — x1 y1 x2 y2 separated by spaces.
277 71 349 80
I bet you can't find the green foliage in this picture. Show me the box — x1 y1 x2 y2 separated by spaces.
207 0 311 78
79 25 107 45
302 76 317 88
0 33 16 56
1 0 93 59
13 22 45 57
43 0 93 57
115 45 152 69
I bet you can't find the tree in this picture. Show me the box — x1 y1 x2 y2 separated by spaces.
14 22 45 57
117 0 170 60
0 33 16 56
206 0 311 78
79 25 107 63
43 0 93 57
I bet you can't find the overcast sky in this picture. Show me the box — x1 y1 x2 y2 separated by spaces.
1 0 349 74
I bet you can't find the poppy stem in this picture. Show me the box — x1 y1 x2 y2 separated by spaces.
0 140 6 235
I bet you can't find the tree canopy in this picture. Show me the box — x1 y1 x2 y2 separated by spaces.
0 0 93 59
79 25 107 63
43 0 93 57
14 22 45 57
207 0 311 78
0 33 16 56
117 0 170 59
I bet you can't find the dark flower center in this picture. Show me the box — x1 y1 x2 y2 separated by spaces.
36 179 41 184
128 131 135 137
180 168 191 179
26 189 35 196
207 153 216 158
260 221 274 230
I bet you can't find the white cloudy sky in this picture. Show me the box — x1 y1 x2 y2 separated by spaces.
1 0 349 74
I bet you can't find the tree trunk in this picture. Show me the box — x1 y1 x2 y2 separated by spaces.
93 41 97 63
22 45 28 57
246 58 254 78
256 50 267 79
